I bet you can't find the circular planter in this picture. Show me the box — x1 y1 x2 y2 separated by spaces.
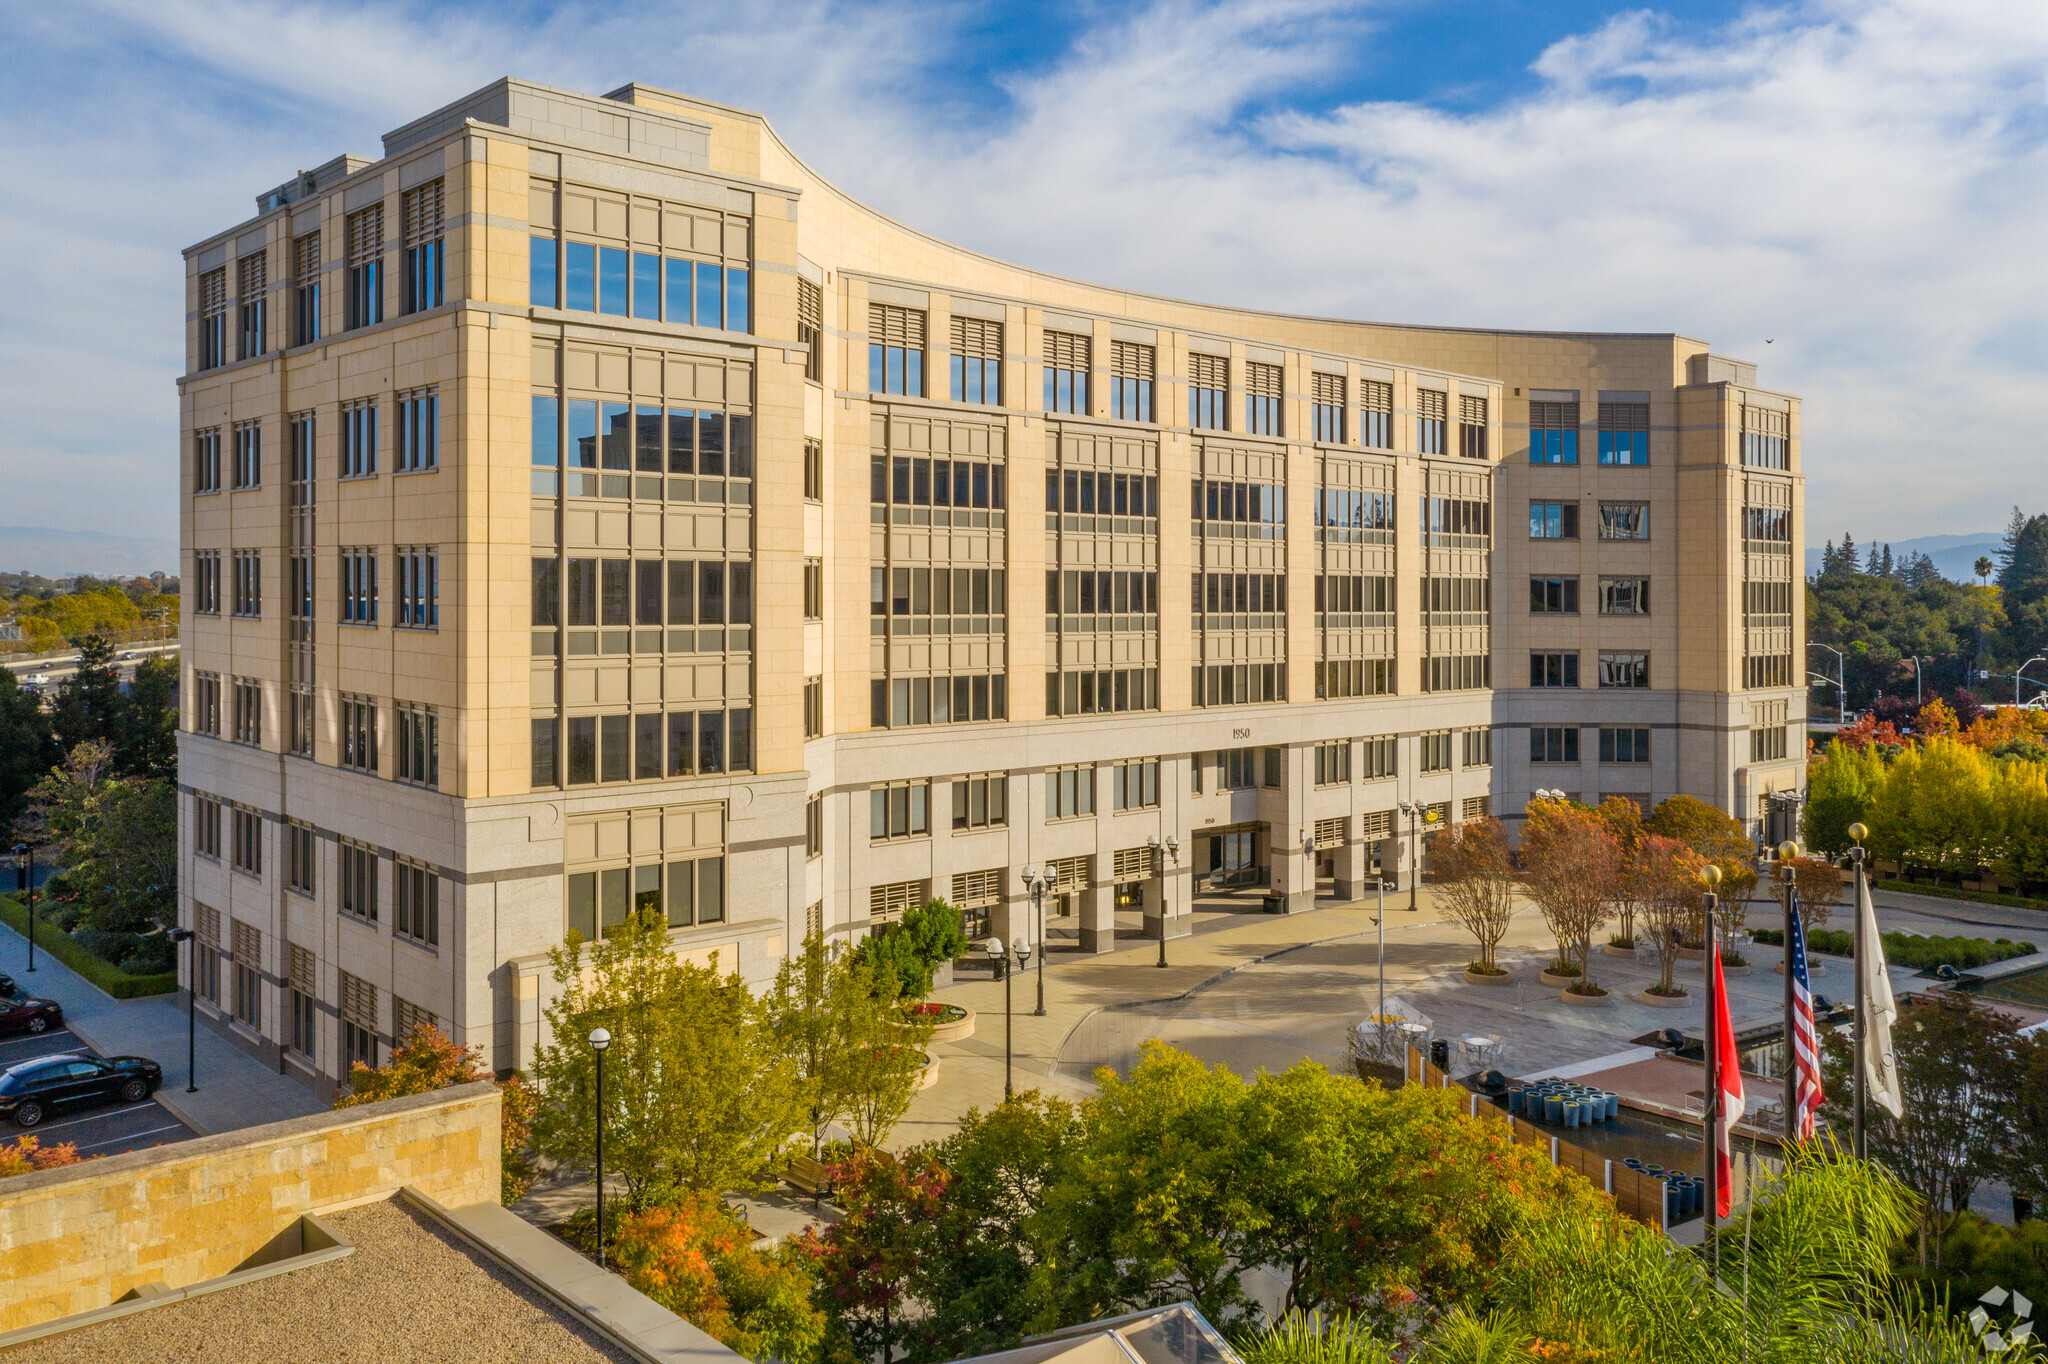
915 1052 941 1090
1602 941 1639 958
1539 967 1583 988
1463 966 1514 987
898 1004 976 1044
1720 960 1752 977
1637 987 1693 1009
1771 959 1826 976
1560 986 1612 1007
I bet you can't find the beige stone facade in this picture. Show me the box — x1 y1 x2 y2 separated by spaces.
177 78 1803 1081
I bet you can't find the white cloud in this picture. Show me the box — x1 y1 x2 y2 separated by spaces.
2 0 2042 543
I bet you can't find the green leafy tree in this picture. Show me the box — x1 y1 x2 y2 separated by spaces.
25 741 177 947
334 1021 539 1204
853 899 969 1001
1864 737 1996 876
769 933 935 1154
1043 1040 1265 1328
1821 992 2019 1268
1802 739 1886 856
47 633 126 753
531 908 807 1205
0 669 59 828
118 656 178 779
913 1094 1086 1359
834 950 934 1147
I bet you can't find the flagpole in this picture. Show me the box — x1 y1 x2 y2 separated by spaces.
1848 822 1870 1161
1700 863 1722 1271
1778 843 1797 1137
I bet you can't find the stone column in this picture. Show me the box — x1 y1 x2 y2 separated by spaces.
1332 837 1368 902
1078 881 1116 954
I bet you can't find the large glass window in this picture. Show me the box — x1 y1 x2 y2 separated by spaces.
530 237 558 308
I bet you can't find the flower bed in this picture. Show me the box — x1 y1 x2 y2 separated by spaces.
897 1001 976 1043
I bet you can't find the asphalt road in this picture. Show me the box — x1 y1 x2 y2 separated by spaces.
0 1024 195 1157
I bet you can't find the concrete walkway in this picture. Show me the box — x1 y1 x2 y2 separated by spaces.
0 920 325 1136
894 890 1460 1146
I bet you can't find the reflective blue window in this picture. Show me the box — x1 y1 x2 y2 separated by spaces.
565 243 596 312
725 268 748 332
696 262 722 330
668 408 694 473
870 344 885 392
1530 429 1580 464
729 414 753 478
529 238 557 308
569 399 599 469
598 248 629 316
531 396 559 466
698 411 725 477
633 253 660 319
601 402 631 469
1598 430 1648 465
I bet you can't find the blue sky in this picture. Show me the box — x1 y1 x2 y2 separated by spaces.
3 0 2044 548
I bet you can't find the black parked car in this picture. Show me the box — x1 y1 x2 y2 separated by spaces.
0 972 15 997
0 995 60 1036
0 1053 163 1127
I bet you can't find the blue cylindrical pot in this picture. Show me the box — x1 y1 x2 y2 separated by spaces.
1508 1088 1523 1114
1545 1094 1563 1124
1605 1092 1620 1120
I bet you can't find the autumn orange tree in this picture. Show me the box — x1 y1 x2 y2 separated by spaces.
1430 816 1519 974
1647 793 1758 940
1518 798 1620 991
0 1134 83 1179
335 1022 539 1204
609 1192 827 1363
1595 795 1649 947
1633 835 1708 998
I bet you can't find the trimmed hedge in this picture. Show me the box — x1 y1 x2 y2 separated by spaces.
0 895 179 999
1752 925 2038 972
1877 879 2048 914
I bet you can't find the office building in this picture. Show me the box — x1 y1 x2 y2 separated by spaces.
178 78 1803 1081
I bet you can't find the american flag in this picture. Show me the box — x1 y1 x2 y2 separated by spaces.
1788 899 1824 1139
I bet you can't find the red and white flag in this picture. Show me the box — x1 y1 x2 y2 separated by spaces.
1711 944 1746 1217
1788 902 1824 1139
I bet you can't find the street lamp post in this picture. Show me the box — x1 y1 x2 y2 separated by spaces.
983 936 1031 1097
1148 835 1179 968
1019 866 1049 1017
1699 862 1723 1268
169 927 197 1092
1372 878 1394 1027
2019 656 2048 708
1775 841 1799 1133
588 1027 611 1267
1808 642 1847 725
13 844 36 973
1395 801 1438 912
1846 822 1870 1160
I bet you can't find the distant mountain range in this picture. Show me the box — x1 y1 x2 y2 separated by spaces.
1804 531 2005 583
0 525 178 578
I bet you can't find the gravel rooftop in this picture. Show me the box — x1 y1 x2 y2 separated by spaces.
11 1198 642 1363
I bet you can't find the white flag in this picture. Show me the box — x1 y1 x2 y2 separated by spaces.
1858 871 1904 1118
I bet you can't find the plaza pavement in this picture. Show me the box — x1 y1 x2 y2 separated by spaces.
896 881 2042 1148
